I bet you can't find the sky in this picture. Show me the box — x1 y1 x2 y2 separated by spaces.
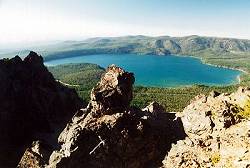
0 0 250 48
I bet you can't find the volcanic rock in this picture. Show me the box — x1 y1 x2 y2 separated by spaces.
0 51 83 167
162 88 250 168
16 58 250 168
90 64 135 116
17 141 51 168
45 65 185 168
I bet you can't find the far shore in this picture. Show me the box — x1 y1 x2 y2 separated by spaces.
44 53 246 87
175 54 249 84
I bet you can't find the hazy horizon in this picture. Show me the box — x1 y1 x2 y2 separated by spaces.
1 0 250 48
2 33 250 50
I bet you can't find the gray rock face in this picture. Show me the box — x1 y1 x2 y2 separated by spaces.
142 101 166 117
90 64 135 116
44 65 185 168
0 52 83 167
18 141 51 168
162 88 250 168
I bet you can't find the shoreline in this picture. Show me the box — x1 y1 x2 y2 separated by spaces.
45 52 248 86
174 54 249 84
202 62 245 84
47 53 246 88
200 59 249 84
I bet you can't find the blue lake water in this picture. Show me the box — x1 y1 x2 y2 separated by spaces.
45 54 241 87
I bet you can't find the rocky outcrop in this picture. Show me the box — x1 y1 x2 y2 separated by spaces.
46 65 185 168
17 141 51 168
162 87 250 168
18 65 185 168
16 61 250 168
90 65 134 116
0 52 83 167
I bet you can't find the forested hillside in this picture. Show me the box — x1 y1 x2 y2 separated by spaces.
48 63 240 112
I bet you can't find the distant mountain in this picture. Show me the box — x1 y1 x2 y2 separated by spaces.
42 35 250 61
40 35 250 85
1 35 250 61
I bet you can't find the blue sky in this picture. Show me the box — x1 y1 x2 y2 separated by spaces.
0 0 250 46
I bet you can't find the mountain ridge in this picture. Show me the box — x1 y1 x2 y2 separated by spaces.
44 35 250 60
2 35 250 59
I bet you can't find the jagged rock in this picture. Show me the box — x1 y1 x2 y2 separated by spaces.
18 147 45 168
18 141 51 168
210 90 220 98
142 101 166 116
90 64 135 116
162 88 250 168
15 58 250 168
0 52 83 167
46 65 185 168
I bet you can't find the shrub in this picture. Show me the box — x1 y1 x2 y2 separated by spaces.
211 152 221 165
238 100 250 119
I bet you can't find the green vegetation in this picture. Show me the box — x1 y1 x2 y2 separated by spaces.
132 85 238 112
186 49 250 85
48 63 105 104
48 63 241 112
44 34 250 111
211 152 221 165
224 99 250 120
235 100 250 119
40 35 250 111
48 63 104 88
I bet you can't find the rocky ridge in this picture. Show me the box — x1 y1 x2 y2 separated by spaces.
5 53 250 168
162 88 250 168
0 52 83 167
46 65 186 168
18 64 186 168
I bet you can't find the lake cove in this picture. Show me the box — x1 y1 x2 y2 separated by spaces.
45 54 241 87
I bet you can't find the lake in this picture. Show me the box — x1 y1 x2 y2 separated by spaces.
45 54 241 87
